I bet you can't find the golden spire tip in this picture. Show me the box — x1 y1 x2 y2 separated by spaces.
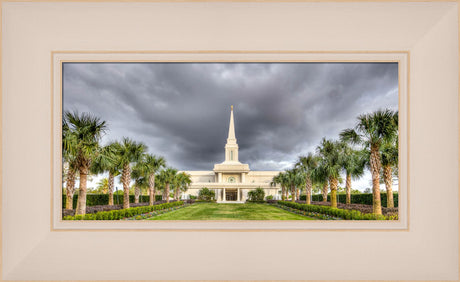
231 105 233 111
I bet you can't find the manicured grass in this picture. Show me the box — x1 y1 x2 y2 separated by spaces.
148 203 315 220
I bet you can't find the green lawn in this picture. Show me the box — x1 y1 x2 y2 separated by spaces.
148 203 315 220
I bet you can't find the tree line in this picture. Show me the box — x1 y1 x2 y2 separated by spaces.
62 111 191 216
272 109 398 215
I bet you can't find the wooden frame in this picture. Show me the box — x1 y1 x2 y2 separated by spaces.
2 1 458 281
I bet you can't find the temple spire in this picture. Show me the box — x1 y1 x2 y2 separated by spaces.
223 105 239 162
227 105 236 143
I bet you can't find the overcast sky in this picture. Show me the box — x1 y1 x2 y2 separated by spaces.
63 62 398 191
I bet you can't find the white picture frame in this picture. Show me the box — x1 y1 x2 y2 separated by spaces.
2 1 458 281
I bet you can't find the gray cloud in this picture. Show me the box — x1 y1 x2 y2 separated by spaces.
63 62 398 186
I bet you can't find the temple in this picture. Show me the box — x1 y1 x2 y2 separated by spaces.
183 106 280 202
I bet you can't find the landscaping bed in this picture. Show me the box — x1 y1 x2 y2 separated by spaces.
279 201 398 220
297 201 398 217
62 199 194 217
62 201 184 220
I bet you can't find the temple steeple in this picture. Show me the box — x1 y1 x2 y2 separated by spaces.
224 105 239 162
227 105 236 144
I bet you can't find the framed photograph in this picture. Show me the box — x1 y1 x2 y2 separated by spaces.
2 1 458 281
53 52 408 231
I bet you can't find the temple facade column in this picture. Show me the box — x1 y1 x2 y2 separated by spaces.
237 188 240 201
223 188 226 201
218 172 222 183
241 173 246 183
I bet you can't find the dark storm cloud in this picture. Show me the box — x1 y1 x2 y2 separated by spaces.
63 62 398 172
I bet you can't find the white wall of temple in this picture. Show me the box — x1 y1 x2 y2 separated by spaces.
184 170 279 185
181 171 215 183
246 171 279 185
182 187 281 200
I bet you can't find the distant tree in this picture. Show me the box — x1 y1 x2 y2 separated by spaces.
157 168 178 203
90 143 120 205
95 178 109 194
381 137 398 208
134 154 166 205
248 187 265 201
316 138 344 208
340 143 366 204
173 172 192 200
113 138 147 209
295 153 318 204
198 187 216 201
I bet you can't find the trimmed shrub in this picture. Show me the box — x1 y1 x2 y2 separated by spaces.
247 188 265 201
63 201 184 220
299 193 398 207
277 201 397 220
62 194 163 209
198 188 216 201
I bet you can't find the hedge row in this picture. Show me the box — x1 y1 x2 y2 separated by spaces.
63 201 183 220
299 193 398 207
62 194 163 209
277 201 398 220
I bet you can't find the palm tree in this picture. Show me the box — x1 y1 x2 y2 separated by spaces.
157 168 178 203
131 164 146 204
113 138 147 209
340 109 398 215
62 119 78 209
90 143 120 205
63 111 106 215
296 153 318 204
381 137 398 208
154 174 165 201
285 168 305 202
340 144 366 204
316 138 343 208
134 177 148 203
62 117 79 210
63 159 77 210
271 173 283 200
173 172 192 200
135 154 166 205
96 178 109 194
312 164 329 203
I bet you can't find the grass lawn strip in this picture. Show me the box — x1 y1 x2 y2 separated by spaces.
148 203 316 220
125 204 189 220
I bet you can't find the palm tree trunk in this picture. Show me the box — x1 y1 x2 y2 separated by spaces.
108 173 114 206
65 168 76 209
149 174 155 205
383 165 394 208
322 182 328 203
165 182 170 203
330 177 338 208
174 187 180 200
306 177 312 205
122 164 131 209
296 188 300 201
291 185 295 202
134 186 140 203
75 167 89 215
346 173 352 205
281 186 286 201
370 146 382 215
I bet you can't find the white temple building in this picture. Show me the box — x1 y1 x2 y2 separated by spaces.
183 106 281 202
